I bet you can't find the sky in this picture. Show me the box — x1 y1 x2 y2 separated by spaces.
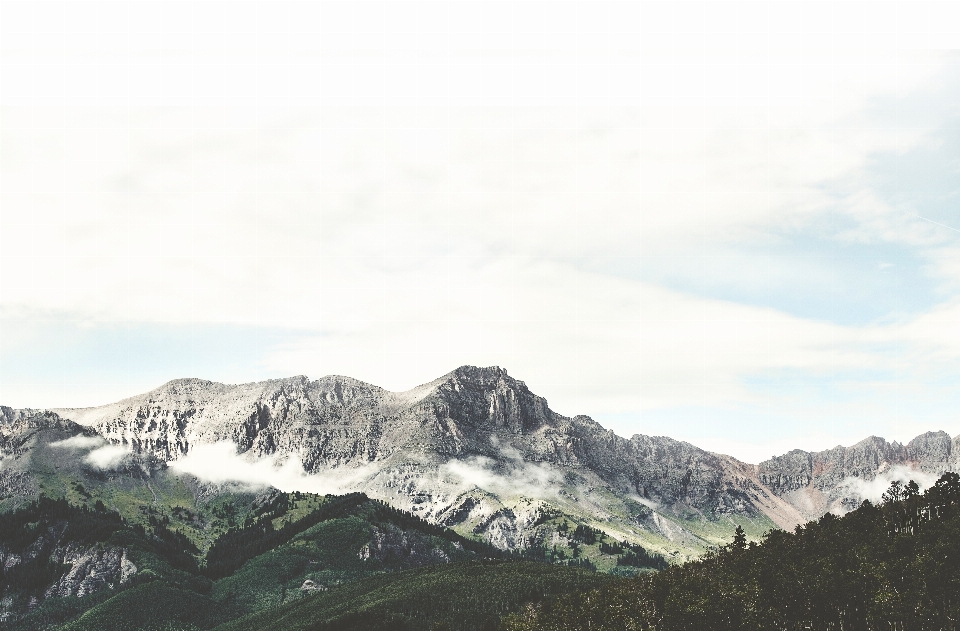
2 1 960 463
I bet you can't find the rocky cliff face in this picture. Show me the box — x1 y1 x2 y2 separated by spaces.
1 407 92 454
43 545 137 598
0 521 137 621
54 367 749 505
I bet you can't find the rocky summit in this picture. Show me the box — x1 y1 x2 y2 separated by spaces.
2 365 949 559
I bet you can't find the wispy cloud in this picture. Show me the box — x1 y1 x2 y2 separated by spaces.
50 433 131 469
441 456 564 502
167 441 378 495
839 466 941 504
84 445 132 470
50 435 104 450
167 439 569 508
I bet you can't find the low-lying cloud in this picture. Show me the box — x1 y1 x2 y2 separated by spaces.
167 441 378 495
840 465 941 504
441 455 564 502
85 444 132 469
167 440 571 509
50 433 132 469
49 435 104 450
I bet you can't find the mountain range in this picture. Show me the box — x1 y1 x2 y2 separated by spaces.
8 365 951 559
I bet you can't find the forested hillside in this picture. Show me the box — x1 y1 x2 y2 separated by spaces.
213 561 611 631
0 488 497 629
504 472 960 631
0 483 652 630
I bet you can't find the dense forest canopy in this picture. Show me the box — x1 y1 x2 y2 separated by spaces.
504 472 960 631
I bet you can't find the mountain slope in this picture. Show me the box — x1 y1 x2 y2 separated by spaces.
5 367 959 628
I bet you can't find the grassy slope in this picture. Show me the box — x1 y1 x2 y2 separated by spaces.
483 482 779 569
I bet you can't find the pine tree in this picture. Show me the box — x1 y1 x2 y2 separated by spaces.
732 525 747 551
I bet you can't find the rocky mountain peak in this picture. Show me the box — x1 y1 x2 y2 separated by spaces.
906 431 953 470
421 365 553 437
1 408 84 439
447 365 512 385
1 406 30 425
309 375 384 406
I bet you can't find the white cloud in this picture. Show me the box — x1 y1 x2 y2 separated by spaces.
441 455 564 502
839 466 941 505
167 441 378 495
260 260 960 410
168 440 567 509
47 435 133 470
50 434 104 450
84 444 131 470
1 3 955 332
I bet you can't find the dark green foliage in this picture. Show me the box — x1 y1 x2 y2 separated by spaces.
0 496 123 547
504 472 960 631
4 588 118 631
3 558 72 598
571 525 597 545
0 497 215 629
203 493 368 579
598 540 623 555
732 524 747 550
212 561 612 631
553 520 665 570
146 522 200 573
0 485 625 631
57 581 228 631
209 515 383 619
564 558 596 570
202 493 515 580
615 542 668 570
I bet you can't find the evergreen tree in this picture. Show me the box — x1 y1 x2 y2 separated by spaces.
882 479 905 504
732 525 747 551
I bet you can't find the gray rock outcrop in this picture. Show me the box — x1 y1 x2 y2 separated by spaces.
45 546 137 598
